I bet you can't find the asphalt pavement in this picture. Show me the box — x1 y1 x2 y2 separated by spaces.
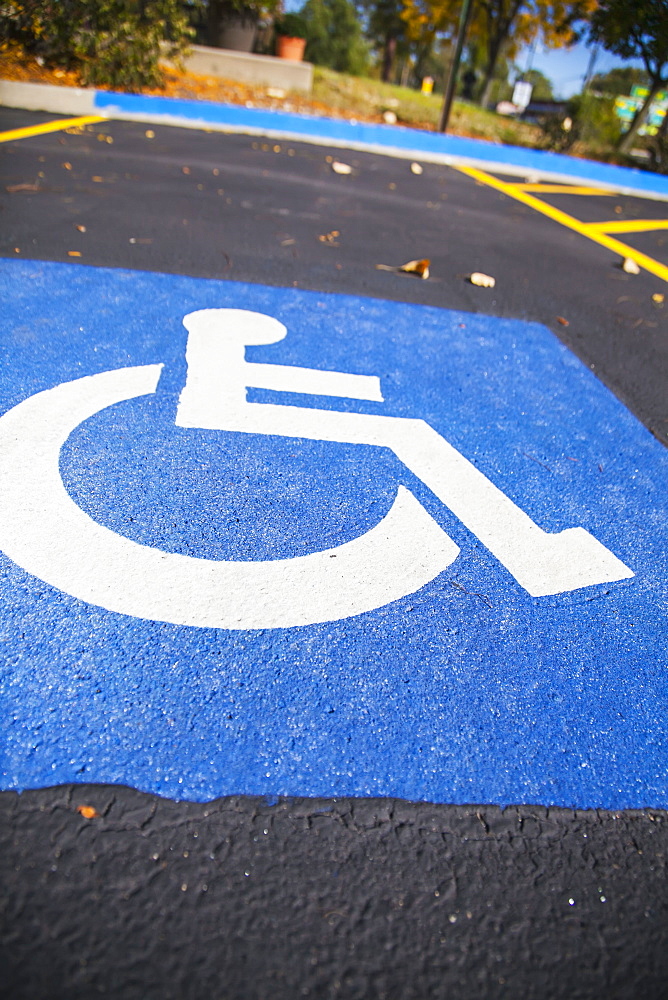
1 107 667 1000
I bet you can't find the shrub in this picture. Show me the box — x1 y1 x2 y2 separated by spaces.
0 0 195 91
275 12 308 39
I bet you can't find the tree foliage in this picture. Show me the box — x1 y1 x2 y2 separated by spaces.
299 0 370 75
0 0 195 90
401 0 593 105
590 66 650 96
357 0 409 81
589 0 668 151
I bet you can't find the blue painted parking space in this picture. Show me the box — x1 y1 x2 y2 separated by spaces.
0 257 666 810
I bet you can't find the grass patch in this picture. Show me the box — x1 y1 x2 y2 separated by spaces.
312 66 543 146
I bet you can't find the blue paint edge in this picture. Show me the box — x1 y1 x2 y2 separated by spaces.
93 89 668 200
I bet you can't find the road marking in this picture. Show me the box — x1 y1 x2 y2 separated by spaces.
0 308 632 630
3 259 666 808
456 165 668 284
513 183 617 196
583 219 668 235
0 115 105 144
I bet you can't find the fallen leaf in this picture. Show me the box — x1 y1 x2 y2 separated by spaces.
280 238 296 246
614 205 623 214
382 110 397 124
469 272 496 288
13 247 20 253
388 182 396 190
182 166 191 175
376 258 430 279
77 805 99 819
5 182 40 193
410 162 423 175
400 258 430 278
105 135 113 144
622 257 640 274
62 162 72 170
653 293 665 304
213 168 220 176
318 230 340 245
331 161 352 175
145 129 155 139
91 176 104 183
272 144 281 153
556 316 569 326
76 224 86 233
67 250 82 257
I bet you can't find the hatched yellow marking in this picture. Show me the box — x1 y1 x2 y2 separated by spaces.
0 116 105 144
583 219 668 235
514 183 616 196
456 165 668 284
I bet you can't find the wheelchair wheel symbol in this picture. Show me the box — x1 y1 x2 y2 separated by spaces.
0 309 632 629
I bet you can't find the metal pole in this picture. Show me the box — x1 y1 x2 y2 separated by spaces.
582 43 599 93
438 0 474 133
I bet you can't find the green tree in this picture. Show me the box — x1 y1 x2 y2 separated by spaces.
522 66 554 98
589 0 668 153
0 0 195 90
358 0 408 82
300 0 370 75
590 65 650 96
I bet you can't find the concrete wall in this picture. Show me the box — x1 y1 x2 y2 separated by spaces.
181 45 313 94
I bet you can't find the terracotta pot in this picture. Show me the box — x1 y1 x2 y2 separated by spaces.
276 35 306 61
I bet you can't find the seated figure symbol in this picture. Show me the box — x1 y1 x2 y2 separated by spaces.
0 309 633 628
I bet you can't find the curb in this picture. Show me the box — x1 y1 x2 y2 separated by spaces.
3 78 668 202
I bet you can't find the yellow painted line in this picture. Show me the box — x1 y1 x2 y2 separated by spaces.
514 183 616 196
583 219 668 235
0 115 105 144
456 165 668 284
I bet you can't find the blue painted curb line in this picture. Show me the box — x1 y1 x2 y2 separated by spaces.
95 88 668 202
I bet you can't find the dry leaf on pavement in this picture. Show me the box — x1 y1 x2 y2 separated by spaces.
77 805 99 819
376 258 430 280
331 161 352 175
410 162 423 175
622 257 640 274
469 272 496 287
318 230 340 245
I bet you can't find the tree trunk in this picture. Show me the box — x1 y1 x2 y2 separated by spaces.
618 80 662 155
479 39 502 108
382 35 397 83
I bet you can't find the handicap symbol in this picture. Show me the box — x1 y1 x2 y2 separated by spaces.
0 309 633 629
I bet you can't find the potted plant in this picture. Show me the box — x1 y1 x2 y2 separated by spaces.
206 0 279 53
274 12 308 61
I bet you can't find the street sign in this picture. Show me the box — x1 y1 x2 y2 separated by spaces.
1 259 666 810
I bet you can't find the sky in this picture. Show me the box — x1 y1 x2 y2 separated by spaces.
519 42 644 98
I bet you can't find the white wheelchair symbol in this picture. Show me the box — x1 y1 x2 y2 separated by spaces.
0 308 633 629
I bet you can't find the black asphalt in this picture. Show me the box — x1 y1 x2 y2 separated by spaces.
1 108 667 999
